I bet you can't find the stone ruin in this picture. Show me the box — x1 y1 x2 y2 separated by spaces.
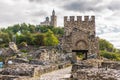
62 16 99 60
62 16 120 80
9 42 19 53
70 59 120 80
0 46 72 80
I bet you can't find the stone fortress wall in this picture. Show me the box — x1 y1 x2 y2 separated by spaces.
62 16 99 55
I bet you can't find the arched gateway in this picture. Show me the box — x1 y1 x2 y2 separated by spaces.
62 16 99 62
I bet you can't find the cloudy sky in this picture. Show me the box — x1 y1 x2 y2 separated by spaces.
0 0 120 48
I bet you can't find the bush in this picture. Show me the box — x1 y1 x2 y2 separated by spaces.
0 44 8 48
44 29 59 46
99 39 115 52
0 32 11 48
76 53 84 60
19 42 27 48
0 56 3 62
33 33 45 46
20 50 28 53
100 51 120 61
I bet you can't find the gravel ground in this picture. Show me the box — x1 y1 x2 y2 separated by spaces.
40 66 72 80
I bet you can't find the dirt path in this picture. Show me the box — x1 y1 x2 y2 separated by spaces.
39 66 72 80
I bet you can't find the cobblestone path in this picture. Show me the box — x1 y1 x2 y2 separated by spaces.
39 66 72 80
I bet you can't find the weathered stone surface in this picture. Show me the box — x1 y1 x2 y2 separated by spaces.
0 61 71 79
62 16 99 55
71 68 120 80
9 42 19 53
1 63 34 76
0 75 19 80
72 59 103 73
101 61 120 70
12 58 29 63
0 43 72 80
0 48 14 56
29 59 44 65
71 60 120 80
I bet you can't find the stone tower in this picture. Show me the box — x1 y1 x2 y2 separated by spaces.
50 10 57 27
62 16 99 58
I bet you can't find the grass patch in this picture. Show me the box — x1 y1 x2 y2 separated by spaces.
20 50 28 53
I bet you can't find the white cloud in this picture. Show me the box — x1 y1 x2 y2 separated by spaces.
0 0 120 48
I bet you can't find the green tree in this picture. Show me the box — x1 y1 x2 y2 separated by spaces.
0 32 11 47
100 51 120 61
16 32 34 45
38 26 49 33
44 29 59 46
99 39 114 52
28 24 36 33
33 33 45 46
20 23 29 33
16 34 26 44
52 27 64 37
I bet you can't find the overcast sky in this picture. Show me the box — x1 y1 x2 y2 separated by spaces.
0 0 120 48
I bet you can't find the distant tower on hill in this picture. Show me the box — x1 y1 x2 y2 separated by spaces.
50 10 57 27
40 17 50 26
40 10 57 27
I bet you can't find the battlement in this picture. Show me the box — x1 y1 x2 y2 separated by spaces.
64 16 95 22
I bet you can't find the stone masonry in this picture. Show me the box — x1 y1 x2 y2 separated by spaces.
62 16 99 55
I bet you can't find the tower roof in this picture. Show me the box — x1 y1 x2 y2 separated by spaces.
52 9 55 15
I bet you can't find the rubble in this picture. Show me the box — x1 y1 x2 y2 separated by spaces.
101 61 120 70
71 59 120 80
72 68 120 80
9 42 19 53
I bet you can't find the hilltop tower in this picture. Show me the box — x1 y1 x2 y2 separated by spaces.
50 10 57 27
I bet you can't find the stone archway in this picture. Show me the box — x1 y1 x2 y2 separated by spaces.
75 40 88 50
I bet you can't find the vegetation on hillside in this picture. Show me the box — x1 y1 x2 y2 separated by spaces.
0 23 64 47
99 39 120 61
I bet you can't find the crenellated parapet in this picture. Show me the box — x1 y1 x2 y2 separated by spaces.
64 16 95 22
64 16 95 32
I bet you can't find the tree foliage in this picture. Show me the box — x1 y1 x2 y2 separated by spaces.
100 51 120 61
99 39 115 52
99 38 120 61
0 23 64 47
33 33 45 46
44 29 59 46
0 32 11 47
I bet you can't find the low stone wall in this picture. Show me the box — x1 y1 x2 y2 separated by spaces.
32 61 71 77
0 75 40 80
0 61 71 80
12 58 29 63
0 66 34 77
101 61 120 70
71 63 93 73
71 59 103 73
0 75 19 80
71 59 120 80
72 68 118 80
29 60 44 65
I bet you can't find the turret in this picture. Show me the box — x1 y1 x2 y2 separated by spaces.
50 10 57 27
46 17 49 22
52 10 55 16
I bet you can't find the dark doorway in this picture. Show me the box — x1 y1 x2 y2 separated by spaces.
72 50 88 60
